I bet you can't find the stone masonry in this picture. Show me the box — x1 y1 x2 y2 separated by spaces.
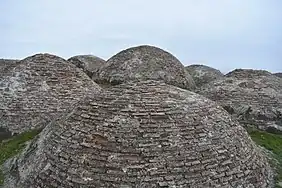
94 45 196 90
68 55 105 79
0 59 19 72
3 80 273 188
274 72 282 78
197 69 282 132
0 53 101 135
185 64 224 87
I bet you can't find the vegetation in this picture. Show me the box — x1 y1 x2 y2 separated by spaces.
248 128 282 187
0 170 3 186
0 127 281 186
0 129 41 185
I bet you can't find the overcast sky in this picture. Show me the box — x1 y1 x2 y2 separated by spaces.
0 0 281 73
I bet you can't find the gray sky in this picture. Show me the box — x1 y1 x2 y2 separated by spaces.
1 0 281 73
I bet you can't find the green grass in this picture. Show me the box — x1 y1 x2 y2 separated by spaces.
247 128 282 187
0 170 3 186
0 128 281 186
0 129 41 185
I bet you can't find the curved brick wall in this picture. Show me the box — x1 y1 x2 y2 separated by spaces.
274 72 282 78
185 64 224 87
0 53 101 134
0 59 19 72
68 55 105 78
3 80 273 188
197 69 282 131
95 45 196 90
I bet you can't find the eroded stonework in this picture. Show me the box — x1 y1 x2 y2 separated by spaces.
3 80 273 188
94 45 196 90
0 53 101 134
197 69 282 132
225 69 273 79
274 72 282 78
68 55 105 78
185 64 224 87
0 59 19 72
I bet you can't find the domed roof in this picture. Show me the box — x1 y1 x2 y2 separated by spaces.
0 59 19 72
68 55 105 78
0 53 101 135
197 69 282 131
3 80 273 187
95 45 195 90
274 72 282 78
185 64 224 87
225 69 273 78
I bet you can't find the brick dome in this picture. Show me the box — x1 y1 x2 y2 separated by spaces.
94 45 195 90
0 53 101 135
68 55 105 78
185 64 224 87
197 69 282 132
3 80 273 187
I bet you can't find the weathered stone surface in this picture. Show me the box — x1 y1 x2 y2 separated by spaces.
265 120 282 134
274 72 282 78
0 59 19 72
0 127 12 141
197 69 282 132
0 53 101 134
68 55 105 78
94 45 196 90
185 64 224 87
3 80 273 188
225 69 273 79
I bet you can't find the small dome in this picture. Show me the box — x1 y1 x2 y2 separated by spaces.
274 72 282 78
197 69 282 131
95 45 195 90
0 59 19 72
0 53 101 135
3 80 273 187
225 69 272 78
185 64 224 87
68 55 105 78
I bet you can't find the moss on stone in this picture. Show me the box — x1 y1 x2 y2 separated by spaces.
248 128 282 187
0 129 42 185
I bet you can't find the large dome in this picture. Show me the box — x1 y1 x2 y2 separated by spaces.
0 53 101 135
197 69 282 131
94 45 196 90
185 64 224 87
3 80 273 187
68 55 105 78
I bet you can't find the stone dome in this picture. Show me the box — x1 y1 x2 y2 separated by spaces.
68 55 105 78
3 80 273 187
197 69 282 132
0 53 101 135
94 45 195 90
225 69 273 79
0 59 19 72
185 64 224 87
274 72 282 78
